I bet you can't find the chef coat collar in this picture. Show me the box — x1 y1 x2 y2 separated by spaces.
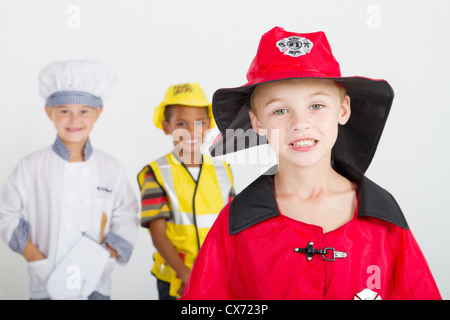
229 165 409 235
52 136 93 162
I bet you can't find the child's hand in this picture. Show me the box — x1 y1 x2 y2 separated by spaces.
22 240 46 262
179 266 191 284
177 282 186 297
106 243 118 258
177 267 191 296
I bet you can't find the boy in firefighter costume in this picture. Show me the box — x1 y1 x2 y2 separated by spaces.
137 83 235 299
0 60 139 299
181 27 441 300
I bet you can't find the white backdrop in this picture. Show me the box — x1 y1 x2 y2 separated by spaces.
0 0 449 300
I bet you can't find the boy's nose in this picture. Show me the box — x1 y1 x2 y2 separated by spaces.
190 121 204 133
69 113 84 123
181 122 203 140
290 111 311 131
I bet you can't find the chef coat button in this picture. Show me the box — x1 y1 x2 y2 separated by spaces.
83 198 91 206
83 168 90 176
79 224 87 232
65 223 73 231
68 167 76 175
68 194 75 202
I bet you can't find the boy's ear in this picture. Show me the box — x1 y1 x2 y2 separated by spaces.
249 109 266 136
161 121 171 135
44 105 53 121
96 106 103 121
97 106 103 119
338 95 351 125
205 118 211 130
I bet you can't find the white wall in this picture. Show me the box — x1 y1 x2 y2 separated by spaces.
0 0 449 300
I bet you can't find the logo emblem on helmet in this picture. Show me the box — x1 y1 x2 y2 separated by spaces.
276 36 313 57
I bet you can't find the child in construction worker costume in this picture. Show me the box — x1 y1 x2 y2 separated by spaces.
137 83 235 299
181 27 441 300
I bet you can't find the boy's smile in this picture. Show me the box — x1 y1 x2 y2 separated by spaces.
66 127 84 133
289 138 318 151
249 78 350 169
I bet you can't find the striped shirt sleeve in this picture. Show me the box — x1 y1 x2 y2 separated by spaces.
228 187 236 203
226 163 236 203
140 166 171 228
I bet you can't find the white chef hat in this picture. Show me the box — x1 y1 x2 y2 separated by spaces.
38 59 118 109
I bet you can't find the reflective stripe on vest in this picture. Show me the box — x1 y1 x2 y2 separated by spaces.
156 154 231 231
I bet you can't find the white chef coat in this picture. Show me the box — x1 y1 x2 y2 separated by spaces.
0 141 139 299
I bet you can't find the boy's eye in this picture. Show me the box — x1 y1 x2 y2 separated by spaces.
274 108 288 115
310 104 323 110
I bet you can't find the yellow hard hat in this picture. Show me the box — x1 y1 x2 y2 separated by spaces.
153 83 215 129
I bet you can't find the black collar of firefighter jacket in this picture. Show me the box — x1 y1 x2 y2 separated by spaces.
229 164 409 235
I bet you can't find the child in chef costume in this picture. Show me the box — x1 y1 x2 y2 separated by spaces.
137 83 235 299
0 60 139 300
181 27 441 300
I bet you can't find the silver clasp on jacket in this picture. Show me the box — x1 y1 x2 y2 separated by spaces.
321 247 347 261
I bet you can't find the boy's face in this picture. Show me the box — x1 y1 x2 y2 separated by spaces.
45 104 102 146
249 78 350 169
161 105 211 154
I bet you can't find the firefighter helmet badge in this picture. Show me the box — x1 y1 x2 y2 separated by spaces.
276 36 313 57
354 288 382 300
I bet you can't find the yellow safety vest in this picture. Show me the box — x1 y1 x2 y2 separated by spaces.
138 153 233 297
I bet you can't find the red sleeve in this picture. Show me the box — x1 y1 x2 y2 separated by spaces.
388 225 441 300
180 203 236 300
